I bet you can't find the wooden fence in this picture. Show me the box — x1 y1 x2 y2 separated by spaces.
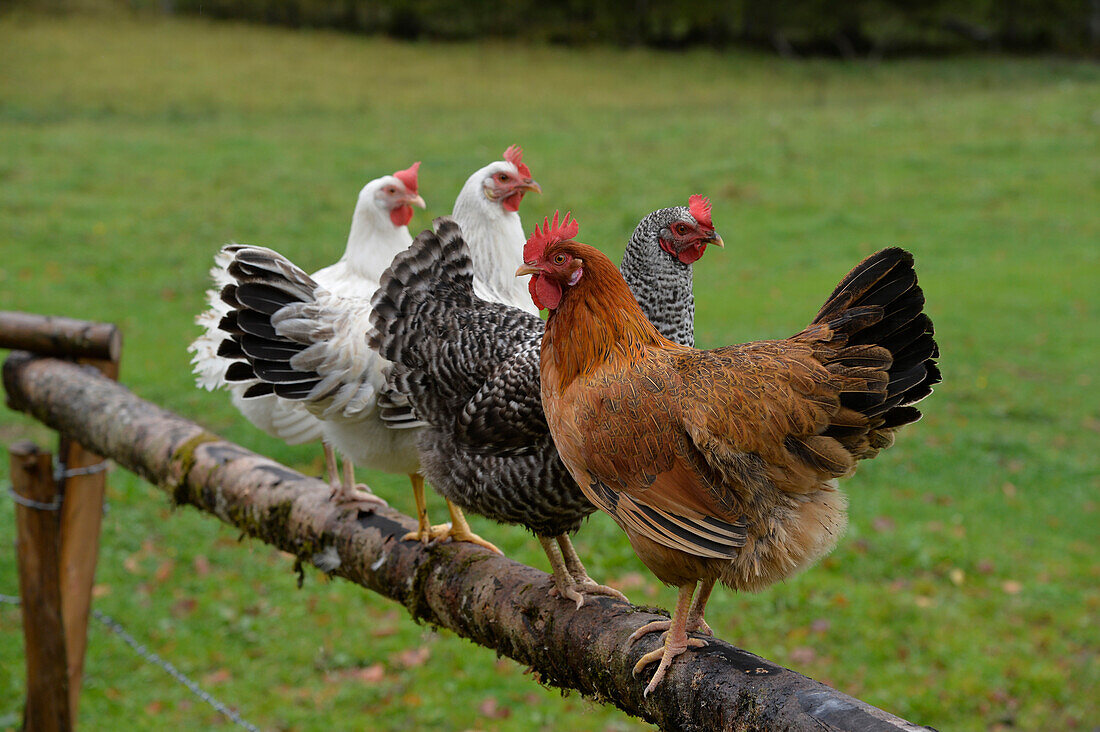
1 311 931 731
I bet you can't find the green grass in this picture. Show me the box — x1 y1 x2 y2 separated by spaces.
1 11 1098 731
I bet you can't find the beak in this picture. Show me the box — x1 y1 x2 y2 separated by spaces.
521 178 542 195
708 233 724 248
515 263 540 278
406 193 427 209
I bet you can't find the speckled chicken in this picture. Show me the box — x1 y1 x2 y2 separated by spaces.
520 215 939 695
367 198 722 605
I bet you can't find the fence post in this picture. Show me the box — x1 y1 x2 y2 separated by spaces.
11 440 72 732
57 354 118 720
1 312 122 728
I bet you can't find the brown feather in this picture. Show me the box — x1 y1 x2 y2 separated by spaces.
536 241 937 593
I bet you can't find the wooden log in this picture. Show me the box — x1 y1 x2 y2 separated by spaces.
11 440 72 732
0 311 121 362
3 351 932 732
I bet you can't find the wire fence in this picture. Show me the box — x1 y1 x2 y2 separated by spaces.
2 471 261 731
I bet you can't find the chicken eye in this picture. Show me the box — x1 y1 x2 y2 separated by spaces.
498 173 509 182
673 223 689 235
386 187 396 194
553 253 567 265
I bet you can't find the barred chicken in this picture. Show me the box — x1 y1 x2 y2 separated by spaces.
520 214 939 694
367 198 722 605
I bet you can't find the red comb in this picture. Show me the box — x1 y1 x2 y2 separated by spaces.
503 145 532 178
688 194 712 229
524 211 579 262
394 162 420 194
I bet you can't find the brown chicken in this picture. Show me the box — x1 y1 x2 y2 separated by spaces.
518 213 939 695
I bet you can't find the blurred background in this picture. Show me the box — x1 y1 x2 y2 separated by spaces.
1 1 1097 730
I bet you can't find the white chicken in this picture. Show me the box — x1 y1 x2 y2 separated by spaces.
190 163 425 502
214 147 542 549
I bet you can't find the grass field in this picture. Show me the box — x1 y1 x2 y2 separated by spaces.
1 11 1098 731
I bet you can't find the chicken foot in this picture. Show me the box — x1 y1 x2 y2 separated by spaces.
631 583 706 696
538 536 626 608
401 478 501 554
556 535 628 604
628 577 715 642
325 442 386 508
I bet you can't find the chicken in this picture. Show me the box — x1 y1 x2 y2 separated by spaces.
367 198 722 606
519 214 939 695
451 144 542 314
214 149 542 550
189 163 425 503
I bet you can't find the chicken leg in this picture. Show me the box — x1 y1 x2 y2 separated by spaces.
401 475 501 554
631 583 707 696
628 577 715 642
326 442 386 508
555 535 628 605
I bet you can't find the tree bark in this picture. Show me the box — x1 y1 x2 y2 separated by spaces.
3 351 932 732
0 311 121 363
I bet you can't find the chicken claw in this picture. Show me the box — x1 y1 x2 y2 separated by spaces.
540 536 627 608
556 534 629 606
628 616 712 645
402 499 502 554
327 449 387 509
330 482 388 510
632 634 707 696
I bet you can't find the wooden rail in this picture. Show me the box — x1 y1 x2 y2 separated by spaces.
2 345 933 732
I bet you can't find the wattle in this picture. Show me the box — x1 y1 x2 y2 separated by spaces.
502 192 524 213
530 274 561 311
677 243 706 265
390 205 413 227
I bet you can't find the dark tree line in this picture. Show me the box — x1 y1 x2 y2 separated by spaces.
11 0 1100 54
145 0 1100 55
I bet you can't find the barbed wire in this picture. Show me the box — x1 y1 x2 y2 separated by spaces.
0 593 260 731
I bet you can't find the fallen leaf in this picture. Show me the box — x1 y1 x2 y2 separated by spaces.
144 700 162 715
202 668 231 686
193 555 210 576
124 555 140 574
92 584 111 598
949 568 965 586
352 664 385 683
154 559 175 583
612 572 647 591
810 618 831 634
478 696 511 719
871 516 895 533
394 647 430 669
789 646 817 665
1002 580 1023 595
915 596 934 608
171 598 197 618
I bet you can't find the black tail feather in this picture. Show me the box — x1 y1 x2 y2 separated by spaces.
814 247 939 454
214 245 326 402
